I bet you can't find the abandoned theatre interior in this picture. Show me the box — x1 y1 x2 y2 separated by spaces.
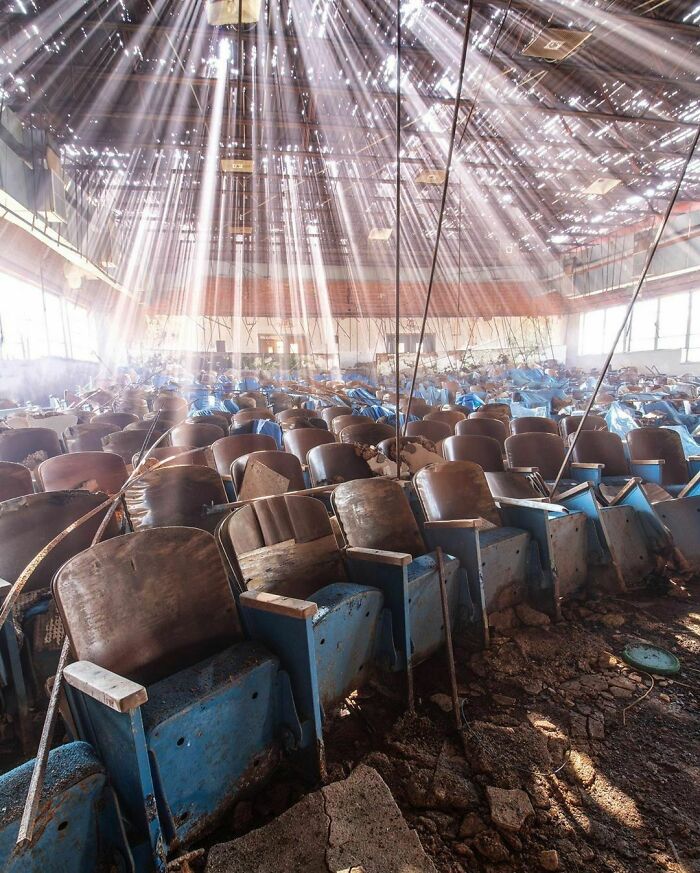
1 0 700 870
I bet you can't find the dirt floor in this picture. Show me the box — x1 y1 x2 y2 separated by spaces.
208 581 700 873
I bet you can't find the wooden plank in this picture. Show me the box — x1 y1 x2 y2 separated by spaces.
423 518 496 530
344 546 412 566
239 590 317 619
239 534 344 596
239 459 290 501
63 660 148 712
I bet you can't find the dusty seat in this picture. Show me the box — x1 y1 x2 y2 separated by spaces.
456 417 507 450
0 490 121 723
125 464 227 532
560 414 608 439
102 430 159 465
505 432 574 485
0 741 132 873
219 494 394 720
627 427 698 492
320 406 352 429
234 408 275 426
571 430 630 480
307 443 374 486
510 416 559 436
423 409 466 432
330 414 370 438
0 428 62 468
211 434 277 478
276 408 315 424
0 462 32 501
37 451 128 495
405 420 451 443
90 411 140 429
170 421 226 448
231 451 306 499
339 422 395 446
332 478 461 666
283 428 335 466
54 528 303 865
442 434 505 472
63 422 119 453
132 446 212 469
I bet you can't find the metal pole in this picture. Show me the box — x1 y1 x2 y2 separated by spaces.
403 0 474 429
394 0 402 472
550 122 700 495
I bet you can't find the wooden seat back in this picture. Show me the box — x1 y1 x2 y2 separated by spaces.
307 443 373 486
125 465 227 533
414 461 502 526
38 452 128 495
0 461 33 502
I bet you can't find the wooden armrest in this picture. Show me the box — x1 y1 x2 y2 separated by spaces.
63 661 148 713
239 590 317 619
630 458 665 465
689 455 700 462
570 462 604 470
423 518 496 531
496 496 567 513
344 546 412 567
509 466 539 473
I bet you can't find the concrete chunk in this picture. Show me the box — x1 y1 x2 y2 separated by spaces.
205 765 436 873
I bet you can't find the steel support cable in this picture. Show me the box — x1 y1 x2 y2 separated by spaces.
394 0 402 471
550 122 700 496
402 0 475 430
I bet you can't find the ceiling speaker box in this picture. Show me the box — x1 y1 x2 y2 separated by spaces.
522 28 591 62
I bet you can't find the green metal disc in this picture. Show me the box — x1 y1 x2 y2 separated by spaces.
621 644 680 676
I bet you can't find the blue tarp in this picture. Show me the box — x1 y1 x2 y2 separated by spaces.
606 402 640 438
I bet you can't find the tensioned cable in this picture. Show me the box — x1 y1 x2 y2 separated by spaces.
550 122 700 495
403 0 474 428
394 0 402 470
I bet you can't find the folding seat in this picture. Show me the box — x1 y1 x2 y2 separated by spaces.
627 427 700 495
423 409 466 432
132 446 212 469
332 478 461 666
218 494 400 735
471 402 511 421
54 528 305 867
238 390 268 408
124 420 169 437
401 397 433 418
169 421 226 448
320 406 352 429
413 461 545 636
234 408 275 426
185 410 231 431
405 420 451 444
90 411 139 429
510 417 559 436
0 462 32 502
339 422 395 446
307 443 373 486
63 422 119 453
102 430 158 466
486 468 661 596
0 741 133 872
505 432 589 491
37 452 128 495
277 407 314 424
569 430 633 490
456 416 508 450
560 413 607 440
283 428 335 467
442 434 505 472
124 464 227 533
0 429 62 469
330 414 370 437
0 491 120 735
211 434 277 496
231 451 306 499
153 394 188 416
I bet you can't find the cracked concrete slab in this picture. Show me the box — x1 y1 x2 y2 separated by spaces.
205 765 436 873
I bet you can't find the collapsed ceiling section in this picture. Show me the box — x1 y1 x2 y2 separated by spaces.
0 0 699 316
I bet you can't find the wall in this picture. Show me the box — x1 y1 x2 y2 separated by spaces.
142 314 568 374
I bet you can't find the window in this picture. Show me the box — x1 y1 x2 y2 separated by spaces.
578 309 605 355
657 293 690 350
628 298 658 352
386 333 436 354
0 272 96 361
258 335 307 356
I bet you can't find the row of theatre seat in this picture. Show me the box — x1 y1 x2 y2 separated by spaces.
1 400 700 871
